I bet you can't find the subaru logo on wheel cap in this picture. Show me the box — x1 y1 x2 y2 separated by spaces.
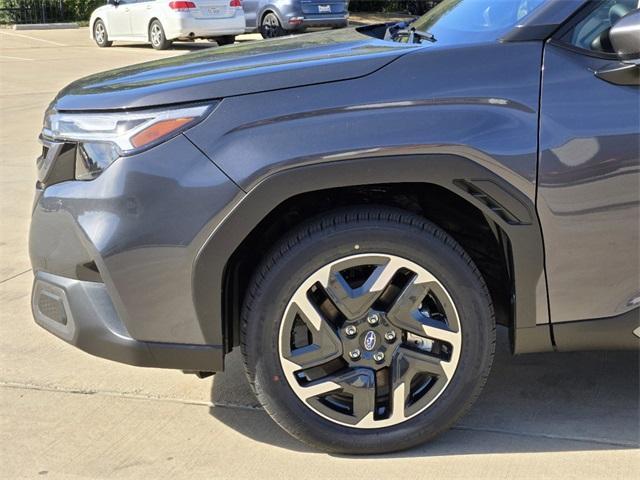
363 331 377 351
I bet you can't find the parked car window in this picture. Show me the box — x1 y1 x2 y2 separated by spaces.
411 0 548 45
561 0 639 54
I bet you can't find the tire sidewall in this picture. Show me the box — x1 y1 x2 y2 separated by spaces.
94 20 108 47
260 13 284 38
245 217 494 453
150 20 168 50
216 35 235 46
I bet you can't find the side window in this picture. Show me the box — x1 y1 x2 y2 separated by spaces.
561 0 639 54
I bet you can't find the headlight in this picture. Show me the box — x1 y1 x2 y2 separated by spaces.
42 103 214 180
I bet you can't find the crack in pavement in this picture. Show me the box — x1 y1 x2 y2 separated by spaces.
0 381 262 411
0 268 32 284
2 381 637 448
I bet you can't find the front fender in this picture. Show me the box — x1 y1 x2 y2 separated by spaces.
186 42 544 200
89 13 100 39
89 7 111 38
185 41 551 354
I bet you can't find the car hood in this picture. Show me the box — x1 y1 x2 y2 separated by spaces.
53 28 417 111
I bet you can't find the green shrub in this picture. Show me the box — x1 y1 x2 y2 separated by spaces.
0 0 105 24
349 1 438 15
0 0 440 25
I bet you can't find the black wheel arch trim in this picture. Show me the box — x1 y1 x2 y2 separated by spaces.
191 154 552 359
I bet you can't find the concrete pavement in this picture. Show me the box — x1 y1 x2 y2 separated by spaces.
1 28 639 479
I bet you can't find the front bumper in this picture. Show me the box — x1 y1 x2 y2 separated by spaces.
32 272 223 370
29 133 242 371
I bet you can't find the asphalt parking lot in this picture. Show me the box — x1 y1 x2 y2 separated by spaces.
1 27 639 479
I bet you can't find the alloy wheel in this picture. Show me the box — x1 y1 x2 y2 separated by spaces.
95 23 105 44
262 13 281 38
278 253 462 428
150 24 163 47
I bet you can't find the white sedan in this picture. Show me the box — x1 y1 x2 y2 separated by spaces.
89 0 246 50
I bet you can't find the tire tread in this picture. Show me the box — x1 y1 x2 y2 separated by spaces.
240 207 495 453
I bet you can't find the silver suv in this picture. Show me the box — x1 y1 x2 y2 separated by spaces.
243 0 349 37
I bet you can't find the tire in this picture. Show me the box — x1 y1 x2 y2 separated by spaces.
260 12 286 39
93 19 112 48
149 20 172 50
241 207 495 454
214 35 236 46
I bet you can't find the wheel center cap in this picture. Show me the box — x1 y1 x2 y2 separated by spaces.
363 330 377 351
339 311 400 369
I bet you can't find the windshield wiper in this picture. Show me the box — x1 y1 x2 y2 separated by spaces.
384 21 436 44
395 27 436 43
383 21 414 41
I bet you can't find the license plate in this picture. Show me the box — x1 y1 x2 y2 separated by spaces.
207 7 221 16
318 5 331 13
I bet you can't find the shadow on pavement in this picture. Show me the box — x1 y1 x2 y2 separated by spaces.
209 327 639 456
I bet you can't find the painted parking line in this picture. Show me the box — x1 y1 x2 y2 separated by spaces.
0 30 67 47
0 54 34 61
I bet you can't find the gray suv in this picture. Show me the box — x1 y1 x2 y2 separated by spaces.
243 0 349 37
30 0 640 454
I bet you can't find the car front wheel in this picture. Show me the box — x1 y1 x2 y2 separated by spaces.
93 19 112 48
241 208 495 453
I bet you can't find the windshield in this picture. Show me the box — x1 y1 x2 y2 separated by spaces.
411 0 550 44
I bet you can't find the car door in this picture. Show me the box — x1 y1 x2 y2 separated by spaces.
537 1 640 323
128 0 154 38
106 0 133 37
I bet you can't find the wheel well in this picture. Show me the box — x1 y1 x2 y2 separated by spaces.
223 183 513 349
260 9 277 24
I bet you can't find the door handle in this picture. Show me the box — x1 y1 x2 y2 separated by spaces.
146 5 151 9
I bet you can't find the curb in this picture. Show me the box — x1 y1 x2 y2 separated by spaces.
13 23 78 31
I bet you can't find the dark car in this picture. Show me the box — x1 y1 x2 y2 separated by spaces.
30 0 639 454
243 0 350 38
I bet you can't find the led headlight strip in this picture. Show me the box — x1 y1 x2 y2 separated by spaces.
42 103 214 155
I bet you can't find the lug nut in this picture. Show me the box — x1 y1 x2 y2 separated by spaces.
349 349 361 360
345 325 357 337
373 351 385 362
384 331 396 342
367 313 380 325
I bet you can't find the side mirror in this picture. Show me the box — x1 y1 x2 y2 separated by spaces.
609 9 640 60
107 0 119 6
595 9 640 86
